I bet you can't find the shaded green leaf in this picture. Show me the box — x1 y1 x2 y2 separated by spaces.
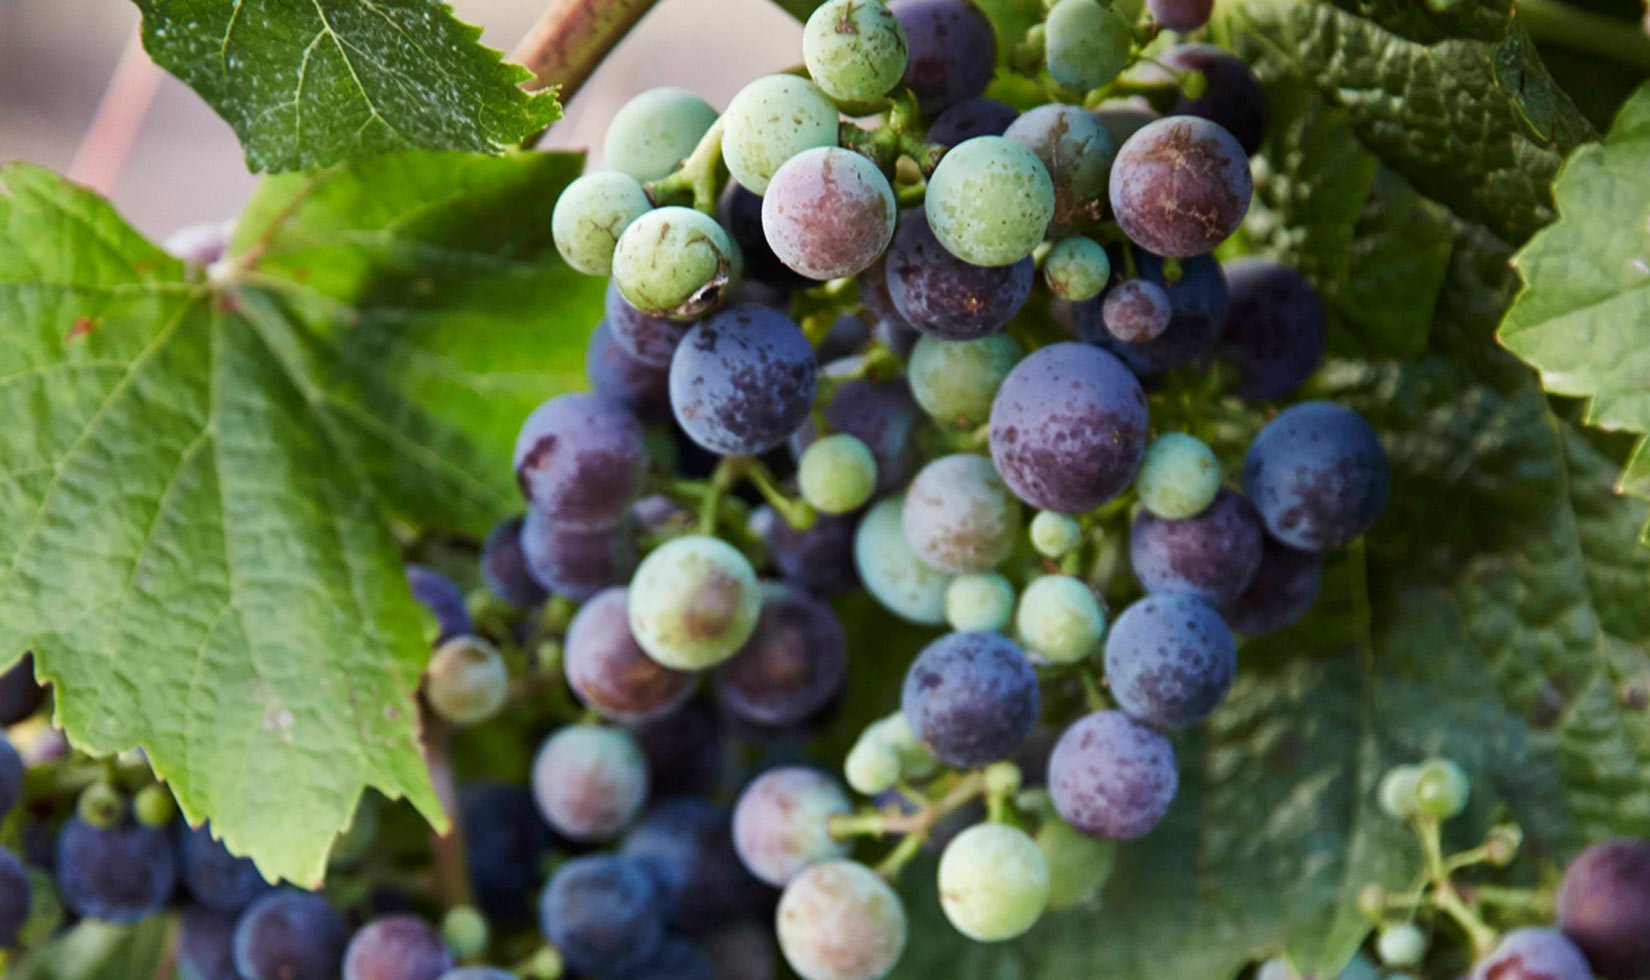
9 917 174 980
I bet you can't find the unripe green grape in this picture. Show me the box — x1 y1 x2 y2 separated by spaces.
925 136 1055 266
945 572 1016 632
777 860 907 980
1030 511 1082 559
603 87 719 181
629 534 762 669
1376 922 1427 968
1016 575 1106 664
937 823 1050 942
78 782 123 829
1035 811 1115 909
425 636 509 725
1044 236 1111 300
869 712 938 778
1412 757 1469 819
722 75 840 194
611 206 739 319
845 733 902 795
804 0 909 104
441 905 489 959
1377 764 1422 820
1255 958 1300 980
908 333 1023 428
855 496 953 625
1136 433 1221 519
799 434 877 514
1045 0 1133 92
133 784 176 829
984 761 1022 797
551 172 652 276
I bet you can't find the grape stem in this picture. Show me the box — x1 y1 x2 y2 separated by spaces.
1416 816 1499 958
829 770 990 877
645 117 727 213
742 459 818 530
1515 0 1650 72
422 716 476 910
68 25 165 195
509 0 662 121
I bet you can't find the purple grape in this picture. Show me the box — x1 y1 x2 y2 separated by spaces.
1048 710 1177 839
700 922 779 980
1221 536 1323 636
1242 402 1390 552
670 305 819 456
762 146 897 281
816 313 872 363
608 279 694 367
719 181 810 291
520 509 637 601
179 904 239 980
1101 279 1171 343
180 822 270 914
1003 103 1116 233
566 587 696 724
1471 928 1593 980
857 256 922 359
1218 257 1326 400
715 584 847 727
588 320 672 423
234 890 348 980
1110 116 1252 258
989 342 1148 512
902 631 1039 768
902 453 1022 573
1558 838 1650 979
0 737 19 823
1076 250 1229 378
57 817 176 924
634 700 724 799
0 849 25 947
441 970 515 980
621 798 768 933
514 392 649 530
885 209 1033 340
890 0 997 113
927 97 1019 146
1149 0 1213 31
480 514 548 608
1094 99 1159 146
540 855 665 975
1104 595 1235 729
1130 489 1264 605
731 767 851 887
791 369 922 494
461 782 555 926
762 509 860 597
613 936 717 980
532 724 649 842
1159 45 1268 156
0 655 44 725
343 916 453 980
405 565 471 645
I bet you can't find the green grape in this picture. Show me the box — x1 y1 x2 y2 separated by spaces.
799 433 878 514
1136 433 1221 519
441 905 489 959
1035 810 1115 909
551 172 652 276
1045 0 1133 92
945 572 1016 633
1043 236 1111 300
937 824 1050 942
722 75 841 194
77 782 122 829
869 711 938 778
925 136 1055 266
133 784 176 829
804 0 909 104
908 333 1023 428
611 206 739 319
777 860 907 980
1413 757 1469 819
1016 574 1106 664
845 732 902 795
603 87 719 181
1030 511 1082 559
425 636 509 725
1376 922 1427 968
1377 764 1422 820
855 496 954 625
628 534 762 669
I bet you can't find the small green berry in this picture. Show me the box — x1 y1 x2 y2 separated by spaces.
1484 823 1522 866
845 734 902 796
77 782 124 829
984 761 1022 797
798 434 878 515
133 784 177 829
1043 236 1111 301
442 904 490 959
1016 575 1106 664
870 712 938 779
1377 764 1422 820
1412 757 1469 820
425 636 510 726
1356 884 1387 922
1376 922 1426 967
1030 511 1083 559
1136 433 1221 520
945 573 1016 633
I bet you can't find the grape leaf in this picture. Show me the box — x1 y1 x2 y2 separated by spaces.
9 918 174 980
1500 83 1650 541
132 0 560 173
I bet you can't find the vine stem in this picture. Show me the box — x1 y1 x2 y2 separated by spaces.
68 25 164 194
1516 0 1650 72
509 0 663 116
423 717 474 909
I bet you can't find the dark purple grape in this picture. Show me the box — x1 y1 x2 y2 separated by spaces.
701 921 780 980
608 279 695 367
989 342 1148 512
539 854 665 975
1243 402 1390 552
1076 250 1229 378
902 631 1039 768
1003 103 1116 232
762 509 860 597
718 181 811 291
1101 279 1171 343
613 935 717 980
1558 838 1650 979
1218 257 1326 400
890 0 997 114
621 798 769 933
520 509 638 601
715 585 847 727
1471 928 1593 980
588 320 673 423
0 737 19 823
1093 99 1159 146
180 822 270 914
179 904 239 980
1048 710 1177 839
344 916 453 980
1221 536 1323 636
441 970 515 980
1160 45 1268 156
0 655 45 725
0 849 26 947
816 314 871 363
1110 116 1251 258
481 514 549 608
513 392 649 530
634 700 724 799
1130 489 1264 605
233 890 348 980
57 817 176 924
762 146 897 281
462 782 555 926
885 209 1033 340
857 257 921 359
927 97 1019 145
670 305 819 456
566 588 696 723
791 370 922 494
1149 0 1213 31
1103 595 1235 729
405 565 471 645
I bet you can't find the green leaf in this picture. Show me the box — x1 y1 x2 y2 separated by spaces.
132 0 561 173
1500 83 1650 540
9 917 174 980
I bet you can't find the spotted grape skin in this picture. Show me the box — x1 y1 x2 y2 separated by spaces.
777 859 907 980
1048 710 1178 839
670 305 819 456
804 0 909 103
855 496 954 625
1075 250 1229 378
989 342 1149 513
1103 595 1235 730
1470 928 1593 980
233 890 349 980
1160 45 1268 156
1558 837 1650 979
716 584 848 727
1044 0 1132 92
902 631 1039 768
343 916 453 980
1130 489 1264 606
927 97 1019 146
891 0 996 114
722 75 841 194
57 818 177 924
620 798 767 934
902 454 1022 573
732 767 852 887
531 724 649 842
612 206 740 319
552 172 652 276
937 823 1050 942
514 392 648 530
1003 104 1116 234
628 534 763 670
925 136 1055 266
908 333 1023 428
1110 117 1252 258
604 87 720 181
1101 279 1171 343
565 588 696 724
763 147 897 280
520 509 638 601
885 208 1034 340
587 320 672 423
1242 401 1390 552
1221 537 1324 636
606 280 694 367
1218 257 1327 401
539 855 665 976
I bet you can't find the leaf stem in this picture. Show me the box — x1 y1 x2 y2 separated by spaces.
1516 0 1650 72
68 25 164 195
510 0 663 110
